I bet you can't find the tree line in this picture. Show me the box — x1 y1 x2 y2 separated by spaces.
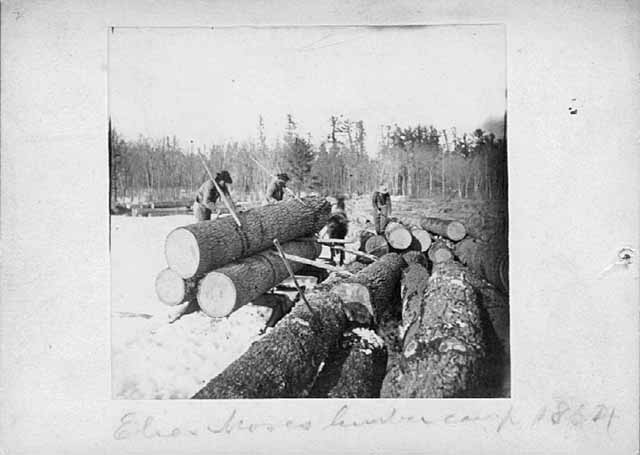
109 114 507 208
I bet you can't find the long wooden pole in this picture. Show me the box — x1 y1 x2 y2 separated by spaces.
282 253 354 276
273 239 317 316
196 150 242 227
332 245 379 262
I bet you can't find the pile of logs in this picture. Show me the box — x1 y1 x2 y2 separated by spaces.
152 194 509 399
191 212 510 399
358 221 433 258
155 196 331 318
355 215 508 294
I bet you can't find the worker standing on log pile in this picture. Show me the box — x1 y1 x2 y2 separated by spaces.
372 184 392 234
265 173 290 204
193 170 237 221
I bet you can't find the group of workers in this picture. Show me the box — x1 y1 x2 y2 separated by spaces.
193 170 393 237
193 170 290 221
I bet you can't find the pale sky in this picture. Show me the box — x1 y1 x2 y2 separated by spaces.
109 25 505 155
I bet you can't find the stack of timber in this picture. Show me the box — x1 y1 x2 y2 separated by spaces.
192 253 407 399
155 196 331 319
165 196 330 278
309 328 387 398
381 260 486 398
454 238 509 293
355 221 432 262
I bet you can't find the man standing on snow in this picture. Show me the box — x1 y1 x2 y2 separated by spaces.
193 170 236 221
371 184 392 234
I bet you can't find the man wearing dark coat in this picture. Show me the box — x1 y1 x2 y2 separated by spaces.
193 170 236 221
371 184 392 234
265 173 290 204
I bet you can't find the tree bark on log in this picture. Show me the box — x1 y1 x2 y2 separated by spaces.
420 217 466 241
192 292 348 399
155 268 198 306
345 260 368 274
197 240 321 318
308 328 387 398
192 254 406 399
401 250 428 267
398 262 430 347
427 239 454 263
384 221 412 250
454 238 509 292
166 196 331 278
316 253 406 322
474 284 509 357
381 260 486 398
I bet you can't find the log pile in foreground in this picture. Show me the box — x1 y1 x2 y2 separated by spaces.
381 260 486 398
197 240 321 318
309 328 387 398
165 196 331 278
192 253 406 399
454 238 509 292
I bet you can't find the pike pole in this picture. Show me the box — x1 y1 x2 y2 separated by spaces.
196 150 242 227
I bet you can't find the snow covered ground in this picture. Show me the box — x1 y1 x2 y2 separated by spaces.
110 213 344 400
111 215 274 399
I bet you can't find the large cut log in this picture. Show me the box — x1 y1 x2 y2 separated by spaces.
420 217 466 241
155 268 198 306
165 196 330 278
192 292 349 399
308 328 387 398
197 240 321 318
316 253 407 322
454 238 509 292
381 260 486 398
474 285 510 358
192 254 406 399
384 221 412 250
364 234 390 257
398 260 430 347
357 230 375 251
427 239 453 263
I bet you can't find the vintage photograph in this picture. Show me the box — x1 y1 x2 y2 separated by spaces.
109 25 509 399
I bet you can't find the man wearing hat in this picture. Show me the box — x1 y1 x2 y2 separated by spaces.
371 183 392 234
266 172 290 204
193 170 237 221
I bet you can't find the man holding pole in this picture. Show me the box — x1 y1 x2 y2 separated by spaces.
193 170 237 221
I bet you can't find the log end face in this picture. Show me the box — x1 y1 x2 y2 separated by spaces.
411 228 432 252
197 272 237 318
165 228 200 278
155 268 186 306
447 221 467 241
385 222 413 250
365 235 390 257
434 248 453 263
